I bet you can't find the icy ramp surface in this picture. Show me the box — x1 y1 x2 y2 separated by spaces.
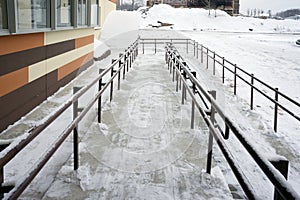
43 53 233 200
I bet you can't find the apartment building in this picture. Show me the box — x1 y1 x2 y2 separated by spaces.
0 0 116 132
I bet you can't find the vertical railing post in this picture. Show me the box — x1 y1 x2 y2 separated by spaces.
234 64 237 95
186 39 188 54
73 127 79 170
274 88 279 132
98 69 104 123
193 40 196 57
126 50 129 72
123 52 127 79
213 52 216 75
142 40 144 54
191 72 197 129
250 74 254 110
222 57 225 84
270 159 289 200
196 42 199 59
118 54 123 90
176 57 180 92
73 86 81 171
110 59 116 102
154 39 157 54
172 59 176 82
206 48 209 69
201 44 203 63
206 90 216 174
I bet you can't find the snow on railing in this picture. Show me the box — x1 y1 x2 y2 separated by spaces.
165 42 300 200
0 39 139 200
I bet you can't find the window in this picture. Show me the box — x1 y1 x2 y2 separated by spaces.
17 0 48 30
0 0 8 29
57 0 71 27
78 0 87 26
91 0 99 26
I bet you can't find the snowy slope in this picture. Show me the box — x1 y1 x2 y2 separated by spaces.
140 4 300 33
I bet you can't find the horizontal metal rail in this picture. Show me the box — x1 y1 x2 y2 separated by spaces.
189 40 300 132
165 43 300 200
0 39 139 199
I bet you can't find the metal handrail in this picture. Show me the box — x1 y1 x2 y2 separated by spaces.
165 43 300 200
185 39 300 132
0 39 139 199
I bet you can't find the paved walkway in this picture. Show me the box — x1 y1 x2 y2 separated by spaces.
42 53 233 199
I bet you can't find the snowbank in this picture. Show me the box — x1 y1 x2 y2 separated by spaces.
101 11 140 48
140 4 300 32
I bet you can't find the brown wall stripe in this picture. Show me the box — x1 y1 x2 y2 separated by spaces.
57 52 94 80
0 39 75 76
0 73 47 131
0 33 44 56
75 35 94 49
0 67 28 97
0 60 94 132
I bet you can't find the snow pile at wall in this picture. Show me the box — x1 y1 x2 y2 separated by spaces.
140 4 300 32
101 10 140 48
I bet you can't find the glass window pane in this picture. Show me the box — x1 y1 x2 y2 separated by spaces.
0 0 8 29
91 0 98 26
17 0 48 30
57 0 71 27
78 0 87 26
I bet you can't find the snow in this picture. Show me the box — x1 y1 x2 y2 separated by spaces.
140 4 300 33
1 4 300 200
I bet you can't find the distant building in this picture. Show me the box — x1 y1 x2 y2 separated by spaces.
147 0 239 15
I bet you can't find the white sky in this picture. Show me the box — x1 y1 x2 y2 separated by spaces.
239 0 300 14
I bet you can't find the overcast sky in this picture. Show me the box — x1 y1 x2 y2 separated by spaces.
239 0 300 14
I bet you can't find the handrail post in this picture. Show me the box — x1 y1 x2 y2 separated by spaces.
206 48 209 69
123 52 127 79
274 88 279 132
182 62 187 104
126 50 129 72
172 59 176 82
213 52 216 75
234 64 237 95
118 53 123 90
222 57 225 83
186 39 188 54
110 59 116 102
201 44 203 63
250 74 254 110
154 39 157 54
73 127 79 170
98 69 104 123
270 159 289 200
196 42 199 59
191 71 197 129
193 40 196 57
207 90 216 174
73 87 81 171
142 40 144 54
176 56 180 92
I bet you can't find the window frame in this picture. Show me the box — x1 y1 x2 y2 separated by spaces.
0 0 100 36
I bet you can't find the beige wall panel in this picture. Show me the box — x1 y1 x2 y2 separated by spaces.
44 28 94 45
28 61 47 82
100 0 116 27
46 44 94 74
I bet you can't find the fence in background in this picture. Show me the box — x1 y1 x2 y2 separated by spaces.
0 39 139 200
140 38 300 133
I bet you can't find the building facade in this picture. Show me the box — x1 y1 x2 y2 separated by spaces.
0 0 115 132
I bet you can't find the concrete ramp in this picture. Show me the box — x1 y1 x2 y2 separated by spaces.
42 53 233 199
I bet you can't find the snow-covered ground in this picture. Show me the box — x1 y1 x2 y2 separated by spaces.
1 5 300 200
